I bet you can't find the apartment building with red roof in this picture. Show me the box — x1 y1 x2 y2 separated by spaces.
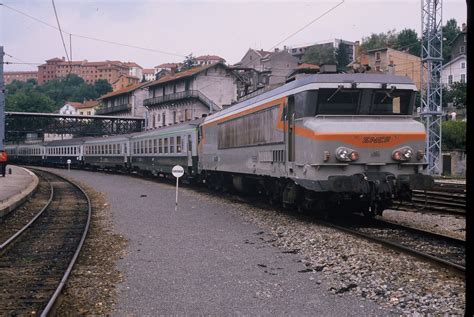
37 57 139 85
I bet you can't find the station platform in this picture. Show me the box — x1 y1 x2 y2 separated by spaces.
0 165 39 217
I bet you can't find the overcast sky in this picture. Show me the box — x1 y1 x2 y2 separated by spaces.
1 0 467 72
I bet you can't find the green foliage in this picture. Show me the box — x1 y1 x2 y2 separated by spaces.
443 82 466 108
335 44 350 71
5 74 112 113
360 29 397 52
442 120 466 150
442 18 461 63
180 54 196 71
302 45 336 65
394 28 421 56
5 91 55 113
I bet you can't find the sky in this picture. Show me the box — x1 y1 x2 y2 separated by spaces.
1 0 467 72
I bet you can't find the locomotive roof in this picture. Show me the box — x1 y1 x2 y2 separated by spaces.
204 73 416 123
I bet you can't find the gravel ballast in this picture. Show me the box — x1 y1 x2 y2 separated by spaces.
46 168 465 315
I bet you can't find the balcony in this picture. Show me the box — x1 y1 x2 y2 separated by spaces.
144 90 218 111
96 102 131 115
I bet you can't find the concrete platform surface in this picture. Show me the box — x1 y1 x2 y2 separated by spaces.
48 168 390 316
0 165 39 217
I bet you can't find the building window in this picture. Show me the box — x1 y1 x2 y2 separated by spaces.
162 113 166 126
460 74 465 83
460 46 465 53
448 75 453 84
375 52 381 61
173 111 177 124
185 109 189 121
461 62 466 69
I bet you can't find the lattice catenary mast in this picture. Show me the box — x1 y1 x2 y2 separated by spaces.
420 0 443 175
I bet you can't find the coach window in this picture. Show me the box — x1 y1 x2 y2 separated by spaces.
153 139 157 153
170 137 175 153
148 140 153 154
140 140 144 154
159 139 163 154
176 136 182 153
164 138 169 154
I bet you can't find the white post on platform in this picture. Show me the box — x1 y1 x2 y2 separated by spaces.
172 165 184 211
67 159 71 172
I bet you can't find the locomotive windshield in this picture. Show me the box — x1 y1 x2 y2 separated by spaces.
369 89 413 115
292 88 415 117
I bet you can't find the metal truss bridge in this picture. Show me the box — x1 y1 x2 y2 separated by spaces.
5 112 144 142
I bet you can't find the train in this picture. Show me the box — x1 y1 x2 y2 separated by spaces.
5 73 434 217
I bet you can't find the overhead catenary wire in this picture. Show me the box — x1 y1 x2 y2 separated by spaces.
51 0 70 62
1 3 185 58
269 0 345 51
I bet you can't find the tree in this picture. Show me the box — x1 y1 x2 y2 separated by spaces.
394 28 421 56
94 79 113 96
360 29 397 52
443 82 466 108
442 18 461 63
6 91 55 113
180 54 196 71
442 120 466 150
302 45 336 65
335 44 350 71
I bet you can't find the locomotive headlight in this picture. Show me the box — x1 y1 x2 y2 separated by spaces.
335 147 359 162
392 146 414 161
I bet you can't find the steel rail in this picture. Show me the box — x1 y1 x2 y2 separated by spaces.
0 173 54 252
36 169 92 317
318 218 465 276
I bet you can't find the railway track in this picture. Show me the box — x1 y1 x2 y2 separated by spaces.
395 181 466 216
325 215 465 276
0 169 91 316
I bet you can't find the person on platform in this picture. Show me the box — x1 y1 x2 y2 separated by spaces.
0 150 7 177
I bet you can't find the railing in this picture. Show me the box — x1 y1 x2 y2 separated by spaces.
96 102 131 115
144 90 218 111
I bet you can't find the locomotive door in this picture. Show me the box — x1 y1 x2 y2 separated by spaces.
286 96 296 162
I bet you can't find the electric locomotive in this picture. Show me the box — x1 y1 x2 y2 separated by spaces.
198 73 433 216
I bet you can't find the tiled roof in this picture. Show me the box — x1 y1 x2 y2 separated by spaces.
297 63 320 70
154 63 182 69
123 62 143 68
143 63 225 89
76 100 99 109
195 55 225 61
143 69 155 74
65 101 83 108
98 82 146 100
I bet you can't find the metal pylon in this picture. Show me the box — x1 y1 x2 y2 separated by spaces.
420 0 443 175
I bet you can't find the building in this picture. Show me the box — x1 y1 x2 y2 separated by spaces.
37 57 133 85
96 83 147 117
235 48 298 91
4 71 38 85
143 69 155 81
237 49 272 71
154 63 181 74
111 75 140 91
449 23 467 61
288 39 356 63
194 55 226 66
441 54 467 86
365 47 423 89
142 63 238 129
59 100 99 116
123 62 143 80
260 49 299 85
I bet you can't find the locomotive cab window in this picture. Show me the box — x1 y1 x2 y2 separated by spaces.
370 89 413 115
316 88 360 115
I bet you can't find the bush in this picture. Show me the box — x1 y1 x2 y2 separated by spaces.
442 120 466 150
